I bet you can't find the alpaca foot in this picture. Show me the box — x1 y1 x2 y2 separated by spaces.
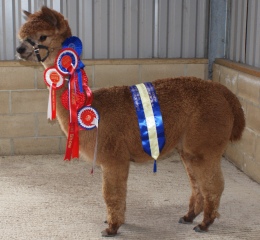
104 220 125 224
193 224 208 233
101 223 120 237
178 217 193 224
101 228 118 237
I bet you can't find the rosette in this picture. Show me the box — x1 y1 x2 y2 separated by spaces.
78 106 99 130
61 89 86 110
62 36 83 56
44 67 64 89
55 48 79 76
44 67 64 120
62 37 85 92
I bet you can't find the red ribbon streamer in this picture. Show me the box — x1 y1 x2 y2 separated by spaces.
71 73 79 159
81 69 93 106
51 83 57 119
64 72 79 160
62 57 93 160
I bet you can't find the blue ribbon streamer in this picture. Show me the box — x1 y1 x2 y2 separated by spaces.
76 68 84 93
130 83 166 169
130 85 151 156
144 82 165 152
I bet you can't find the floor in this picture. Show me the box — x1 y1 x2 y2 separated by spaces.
0 154 260 240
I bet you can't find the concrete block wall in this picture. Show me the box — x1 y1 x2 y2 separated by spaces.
0 62 65 156
0 59 208 156
213 59 260 183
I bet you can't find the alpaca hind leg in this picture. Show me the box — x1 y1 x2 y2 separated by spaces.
101 161 130 237
179 153 204 224
192 157 224 232
179 176 204 224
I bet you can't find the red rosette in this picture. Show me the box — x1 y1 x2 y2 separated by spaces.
78 106 99 130
61 89 86 110
44 67 64 89
55 48 79 76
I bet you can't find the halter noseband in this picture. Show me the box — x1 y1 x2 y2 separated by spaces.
26 38 50 62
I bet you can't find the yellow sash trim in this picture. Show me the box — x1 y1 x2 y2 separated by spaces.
136 83 160 159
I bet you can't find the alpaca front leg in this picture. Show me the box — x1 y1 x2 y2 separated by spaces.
101 161 130 237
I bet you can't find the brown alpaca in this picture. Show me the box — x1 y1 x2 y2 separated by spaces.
16 6 245 237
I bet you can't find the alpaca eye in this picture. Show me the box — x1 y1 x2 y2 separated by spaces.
39 35 47 42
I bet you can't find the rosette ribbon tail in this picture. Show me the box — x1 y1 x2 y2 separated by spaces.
81 69 93 106
64 122 76 160
47 85 52 120
51 83 57 119
71 72 79 159
76 68 84 93
47 83 57 120
64 123 79 160
76 60 86 93
51 84 57 119
91 125 98 175
64 73 79 160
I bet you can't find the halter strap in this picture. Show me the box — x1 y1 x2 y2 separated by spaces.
26 38 50 62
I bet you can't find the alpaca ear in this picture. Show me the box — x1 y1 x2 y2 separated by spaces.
23 10 32 18
41 6 59 28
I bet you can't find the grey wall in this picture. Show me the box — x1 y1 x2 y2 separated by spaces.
0 0 209 60
228 0 260 68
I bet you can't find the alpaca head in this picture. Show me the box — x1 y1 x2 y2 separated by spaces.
16 6 72 67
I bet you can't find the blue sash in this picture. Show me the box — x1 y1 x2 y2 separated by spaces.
130 82 165 172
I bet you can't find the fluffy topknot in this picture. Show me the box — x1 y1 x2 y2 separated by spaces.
19 6 72 39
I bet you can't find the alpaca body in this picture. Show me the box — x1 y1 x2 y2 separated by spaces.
56 77 236 165
16 7 245 237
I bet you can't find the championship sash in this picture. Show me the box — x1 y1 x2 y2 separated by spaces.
130 82 165 172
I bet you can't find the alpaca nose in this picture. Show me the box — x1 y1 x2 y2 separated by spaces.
16 46 26 54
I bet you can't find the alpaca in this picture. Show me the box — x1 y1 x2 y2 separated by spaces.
16 6 245 237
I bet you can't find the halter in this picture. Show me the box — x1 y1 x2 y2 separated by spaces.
25 38 50 62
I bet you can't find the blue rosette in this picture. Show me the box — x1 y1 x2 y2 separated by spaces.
62 36 85 92
62 36 83 56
